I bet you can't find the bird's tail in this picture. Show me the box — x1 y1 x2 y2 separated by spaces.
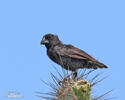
87 61 108 69
95 62 108 69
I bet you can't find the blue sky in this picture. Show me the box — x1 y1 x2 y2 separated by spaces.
0 0 125 100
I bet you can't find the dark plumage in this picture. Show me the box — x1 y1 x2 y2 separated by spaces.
41 33 108 72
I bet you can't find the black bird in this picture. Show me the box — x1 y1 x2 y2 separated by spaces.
40 33 107 77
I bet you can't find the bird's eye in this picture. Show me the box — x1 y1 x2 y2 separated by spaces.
45 36 49 40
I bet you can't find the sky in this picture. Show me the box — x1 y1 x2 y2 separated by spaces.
0 0 125 100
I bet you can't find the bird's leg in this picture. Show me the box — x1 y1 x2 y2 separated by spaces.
58 70 77 85
72 71 77 80
58 72 72 85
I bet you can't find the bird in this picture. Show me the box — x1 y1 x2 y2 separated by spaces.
40 33 108 78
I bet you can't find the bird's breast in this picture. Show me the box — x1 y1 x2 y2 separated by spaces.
47 49 59 64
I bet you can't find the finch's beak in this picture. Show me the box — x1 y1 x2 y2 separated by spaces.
40 37 49 45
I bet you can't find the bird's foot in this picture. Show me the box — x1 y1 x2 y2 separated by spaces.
58 73 73 85
58 71 77 85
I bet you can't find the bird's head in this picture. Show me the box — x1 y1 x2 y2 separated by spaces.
41 33 61 48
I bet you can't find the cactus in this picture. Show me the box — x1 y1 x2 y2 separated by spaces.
36 68 112 100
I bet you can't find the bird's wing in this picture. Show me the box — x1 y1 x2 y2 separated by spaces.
55 44 97 62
